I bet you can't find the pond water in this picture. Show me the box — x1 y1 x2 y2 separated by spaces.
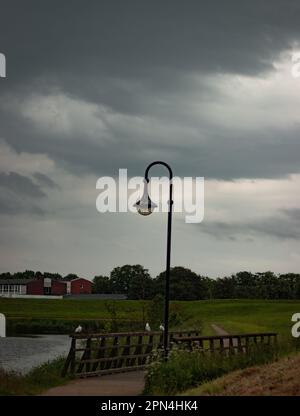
0 335 70 374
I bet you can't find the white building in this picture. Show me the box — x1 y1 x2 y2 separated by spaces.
0 279 28 296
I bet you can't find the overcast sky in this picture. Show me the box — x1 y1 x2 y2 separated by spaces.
1 0 300 279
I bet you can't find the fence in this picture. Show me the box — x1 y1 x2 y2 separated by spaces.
172 332 277 354
61 330 200 377
62 330 277 377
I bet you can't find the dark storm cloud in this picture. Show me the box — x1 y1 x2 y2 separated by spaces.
201 209 300 241
1 0 300 180
1 1 299 88
0 172 45 198
33 172 59 189
0 172 46 215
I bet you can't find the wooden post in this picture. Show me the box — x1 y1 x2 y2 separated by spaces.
92 337 106 372
119 335 131 369
237 336 243 353
107 336 119 369
220 338 225 354
229 337 234 355
77 337 91 374
61 337 76 377
85 337 92 373
131 335 143 367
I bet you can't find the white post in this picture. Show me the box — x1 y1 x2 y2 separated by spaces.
0 313 6 337
0 53 6 78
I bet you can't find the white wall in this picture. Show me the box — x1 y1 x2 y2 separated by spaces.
0 313 5 337
0 294 63 299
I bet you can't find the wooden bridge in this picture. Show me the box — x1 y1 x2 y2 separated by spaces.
62 330 277 378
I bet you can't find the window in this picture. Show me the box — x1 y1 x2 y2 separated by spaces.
4 285 8 293
0 285 2 293
44 287 51 295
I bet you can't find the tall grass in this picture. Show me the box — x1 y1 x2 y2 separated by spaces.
0 357 69 396
144 343 281 395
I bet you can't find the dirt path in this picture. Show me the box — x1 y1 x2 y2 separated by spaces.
211 324 238 348
41 370 146 396
211 324 230 336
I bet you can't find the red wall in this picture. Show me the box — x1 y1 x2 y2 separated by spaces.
26 279 67 295
70 278 92 294
27 279 44 295
52 280 67 295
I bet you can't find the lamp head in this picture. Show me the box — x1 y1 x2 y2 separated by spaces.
134 179 157 216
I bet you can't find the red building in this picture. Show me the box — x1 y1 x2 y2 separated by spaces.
27 278 67 295
0 277 92 297
68 278 92 295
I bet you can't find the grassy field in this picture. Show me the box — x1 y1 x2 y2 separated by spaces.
0 298 299 336
180 299 300 337
0 298 145 320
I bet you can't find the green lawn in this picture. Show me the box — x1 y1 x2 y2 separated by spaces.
0 298 299 337
0 298 145 320
180 299 300 337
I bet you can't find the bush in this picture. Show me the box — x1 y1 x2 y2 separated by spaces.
144 343 278 395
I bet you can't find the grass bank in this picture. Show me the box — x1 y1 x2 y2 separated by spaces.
144 337 300 395
181 352 300 396
0 357 70 396
1 298 299 335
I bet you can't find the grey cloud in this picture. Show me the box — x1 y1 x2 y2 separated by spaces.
0 1 300 276
0 1 300 180
201 209 300 241
33 172 59 189
0 172 47 216
0 172 46 198
1 0 300 102
0 193 44 216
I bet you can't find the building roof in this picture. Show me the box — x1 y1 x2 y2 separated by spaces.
0 279 35 285
69 277 91 283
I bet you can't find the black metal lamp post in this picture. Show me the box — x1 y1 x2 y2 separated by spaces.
135 161 173 359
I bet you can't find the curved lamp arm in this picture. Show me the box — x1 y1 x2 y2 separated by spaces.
144 161 173 182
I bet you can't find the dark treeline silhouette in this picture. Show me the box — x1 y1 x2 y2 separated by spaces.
3 267 300 300
0 270 80 281
94 266 300 300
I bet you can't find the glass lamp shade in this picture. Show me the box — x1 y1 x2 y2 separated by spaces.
134 180 157 216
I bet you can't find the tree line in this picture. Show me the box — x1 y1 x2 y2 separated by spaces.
0 270 83 281
2 266 300 300
92 265 300 300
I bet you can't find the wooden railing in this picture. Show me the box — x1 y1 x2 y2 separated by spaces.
61 330 277 378
61 330 200 377
172 332 278 354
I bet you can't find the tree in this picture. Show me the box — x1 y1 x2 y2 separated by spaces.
92 275 112 293
154 266 209 300
211 276 236 299
127 271 154 300
63 273 79 281
110 264 152 296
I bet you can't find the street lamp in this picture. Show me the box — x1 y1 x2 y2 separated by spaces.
135 161 173 359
